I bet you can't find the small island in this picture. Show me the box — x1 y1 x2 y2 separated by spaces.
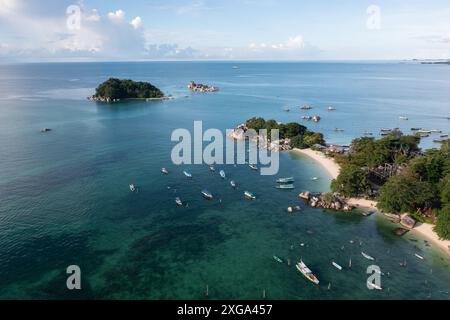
229 117 325 152
88 78 167 103
188 81 219 93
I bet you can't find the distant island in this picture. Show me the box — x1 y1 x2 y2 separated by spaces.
89 78 167 103
188 81 219 93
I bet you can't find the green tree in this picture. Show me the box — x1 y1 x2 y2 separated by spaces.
331 164 370 197
377 174 435 213
434 205 450 240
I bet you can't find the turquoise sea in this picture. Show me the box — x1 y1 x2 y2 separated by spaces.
0 62 449 299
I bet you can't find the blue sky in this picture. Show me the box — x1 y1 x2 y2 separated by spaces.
0 0 449 61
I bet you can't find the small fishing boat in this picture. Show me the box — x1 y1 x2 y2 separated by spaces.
219 170 226 179
332 262 343 271
349 258 352 268
440 134 449 138
328 106 335 111
399 116 409 120
418 134 430 138
380 128 392 132
201 189 214 200
415 253 424 260
362 210 375 217
209 165 215 172
301 105 312 110
129 184 136 192
364 131 373 136
41 128 52 133
183 171 193 179
301 116 312 121
230 180 237 188
273 256 284 264
249 164 258 171
161 168 169 174
334 128 344 132
311 177 318 181
276 177 295 184
276 184 295 190
175 197 183 206
361 252 375 261
399 260 407 267
244 191 256 200
312 115 321 122
433 139 445 143
367 281 382 290
411 127 422 131
430 129 442 133
296 261 320 285
417 130 432 134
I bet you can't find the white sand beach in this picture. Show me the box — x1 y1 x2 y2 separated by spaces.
294 148 340 179
294 148 450 256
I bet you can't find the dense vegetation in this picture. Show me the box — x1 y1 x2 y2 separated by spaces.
245 117 325 148
330 132 450 239
94 78 164 100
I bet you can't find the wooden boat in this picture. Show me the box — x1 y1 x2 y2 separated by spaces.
201 189 214 200
276 177 295 184
161 168 169 174
230 180 237 188
440 134 448 138
380 128 392 132
183 171 193 178
411 127 422 131
361 252 375 261
399 116 409 120
276 184 295 190
332 262 343 271
296 261 320 285
219 170 226 179
416 130 432 134
415 253 424 260
273 256 284 264
210 165 215 172
175 197 183 206
40 128 52 133
244 191 256 200
249 164 258 171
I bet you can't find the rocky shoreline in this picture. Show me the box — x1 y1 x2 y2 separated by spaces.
87 95 172 103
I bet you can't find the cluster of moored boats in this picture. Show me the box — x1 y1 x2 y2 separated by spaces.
273 242 426 289
132 164 262 205
283 104 334 123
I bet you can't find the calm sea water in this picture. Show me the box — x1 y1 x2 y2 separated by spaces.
0 62 449 299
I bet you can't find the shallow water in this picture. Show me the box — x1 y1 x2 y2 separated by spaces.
0 62 449 299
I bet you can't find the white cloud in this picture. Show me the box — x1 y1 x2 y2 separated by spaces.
85 9 100 22
249 35 305 51
130 16 142 29
107 9 125 22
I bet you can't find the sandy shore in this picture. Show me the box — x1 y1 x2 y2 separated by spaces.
294 148 450 256
293 148 340 179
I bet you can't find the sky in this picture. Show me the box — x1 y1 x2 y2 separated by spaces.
0 0 449 62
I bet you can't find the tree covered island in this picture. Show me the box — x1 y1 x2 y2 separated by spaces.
89 78 166 103
229 117 325 151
